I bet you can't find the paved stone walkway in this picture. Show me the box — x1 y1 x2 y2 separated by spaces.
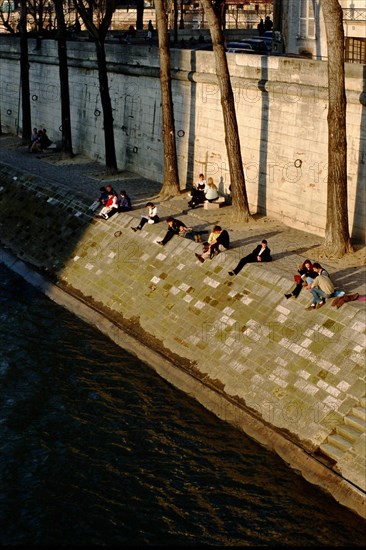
1 134 365 297
0 134 365 516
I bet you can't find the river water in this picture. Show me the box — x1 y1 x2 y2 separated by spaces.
0 263 365 546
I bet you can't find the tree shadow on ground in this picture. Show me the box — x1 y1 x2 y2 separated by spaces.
273 244 322 261
228 230 282 250
331 265 366 293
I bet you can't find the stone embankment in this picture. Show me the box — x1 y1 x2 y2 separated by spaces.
0 143 365 520
1 38 365 241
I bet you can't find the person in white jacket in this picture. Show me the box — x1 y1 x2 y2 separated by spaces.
204 177 219 202
131 202 160 231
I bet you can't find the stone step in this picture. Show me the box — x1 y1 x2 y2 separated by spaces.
352 406 366 422
203 201 224 210
360 396 366 409
344 415 366 432
319 443 344 462
327 434 353 452
337 424 363 443
203 197 226 210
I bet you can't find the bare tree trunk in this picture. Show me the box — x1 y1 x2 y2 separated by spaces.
273 0 282 32
214 0 226 30
136 0 144 30
322 0 353 257
95 39 117 172
201 0 251 221
155 0 180 199
173 0 178 44
19 0 31 145
73 0 117 174
54 0 73 156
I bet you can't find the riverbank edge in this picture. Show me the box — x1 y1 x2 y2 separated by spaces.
1 246 365 520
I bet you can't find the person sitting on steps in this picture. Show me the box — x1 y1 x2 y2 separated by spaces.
131 202 159 231
228 239 272 276
97 186 109 205
157 217 187 246
97 191 119 219
195 225 230 263
118 190 132 212
305 262 334 310
31 128 52 152
105 183 118 198
204 177 219 203
29 127 38 152
284 259 317 300
188 173 206 209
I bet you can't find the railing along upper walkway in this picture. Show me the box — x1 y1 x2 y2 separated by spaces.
342 8 366 21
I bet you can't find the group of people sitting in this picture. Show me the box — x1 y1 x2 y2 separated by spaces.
129 202 270 274
128 207 353 311
29 127 52 153
284 259 339 310
131 204 203 243
129 201 208 243
188 174 220 208
97 176 357 313
96 184 132 219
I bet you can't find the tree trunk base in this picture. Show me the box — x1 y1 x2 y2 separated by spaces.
320 242 354 259
158 190 183 201
60 151 75 160
230 208 253 224
105 167 118 176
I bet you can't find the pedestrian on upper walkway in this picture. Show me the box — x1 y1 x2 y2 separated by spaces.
146 20 154 50
257 18 265 36
264 16 273 32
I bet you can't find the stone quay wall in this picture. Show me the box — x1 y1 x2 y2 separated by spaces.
0 37 365 242
0 167 365 519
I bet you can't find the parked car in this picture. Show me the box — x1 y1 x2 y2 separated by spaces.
263 30 284 53
239 38 269 54
226 41 255 53
251 36 273 53
191 43 213 51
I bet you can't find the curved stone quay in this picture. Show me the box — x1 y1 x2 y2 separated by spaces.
0 137 365 519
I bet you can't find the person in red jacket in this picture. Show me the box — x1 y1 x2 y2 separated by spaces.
98 192 119 219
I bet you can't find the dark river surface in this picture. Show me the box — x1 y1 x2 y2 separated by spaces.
0 263 365 546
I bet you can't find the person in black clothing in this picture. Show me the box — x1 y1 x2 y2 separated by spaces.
105 184 118 198
97 186 109 205
257 18 265 36
264 16 273 32
118 190 132 212
39 128 52 150
195 225 230 263
157 217 186 246
30 128 52 152
228 239 272 276
188 173 206 209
